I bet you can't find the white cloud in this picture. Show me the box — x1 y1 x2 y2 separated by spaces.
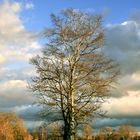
121 21 128 26
127 90 140 97
0 0 40 65
0 1 24 37
0 80 27 89
0 1 39 110
0 54 5 64
0 0 140 129
25 3 34 9
30 42 40 49
0 79 35 108
11 1 21 12
101 20 140 120
105 20 140 93
132 71 140 81
13 105 32 113
103 91 140 118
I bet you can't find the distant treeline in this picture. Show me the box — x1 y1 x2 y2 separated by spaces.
0 112 139 140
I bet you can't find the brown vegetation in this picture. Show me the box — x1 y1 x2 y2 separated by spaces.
0 112 32 140
24 123 140 140
0 113 139 140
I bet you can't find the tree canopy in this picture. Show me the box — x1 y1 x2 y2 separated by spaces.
30 8 119 140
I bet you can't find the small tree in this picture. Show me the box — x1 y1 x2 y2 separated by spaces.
111 130 120 140
32 128 39 140
99 126 113 140
118 125 138 140
40 126 47 140
30 9 119 140
47 122 62 138
83 124 93 139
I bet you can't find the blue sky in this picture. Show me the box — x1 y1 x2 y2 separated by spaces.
0 0 140 131
4 0 140 30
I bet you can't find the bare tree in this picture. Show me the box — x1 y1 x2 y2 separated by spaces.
99 126 113 140
118 125 138 140
47 122 62 138
83 124 93 139
30 9 119 140
40 126 47 140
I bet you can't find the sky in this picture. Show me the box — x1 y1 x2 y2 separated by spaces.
0 0 140 131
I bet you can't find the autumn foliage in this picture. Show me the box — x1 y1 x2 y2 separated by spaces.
0 112 32 140
0 112 139 140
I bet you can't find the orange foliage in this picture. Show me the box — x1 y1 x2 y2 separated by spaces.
0 112 32 140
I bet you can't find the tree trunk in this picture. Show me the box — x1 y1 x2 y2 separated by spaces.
63 112 75 140
69 90 75 140
63 127 75 140
63 50 76 140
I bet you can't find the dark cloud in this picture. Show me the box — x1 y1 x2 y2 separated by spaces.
18 105 41 121
93 118 140 130
130 10 140 22
1 19 139 130
0 66 35 81
105 20 140 75
0 0 140 130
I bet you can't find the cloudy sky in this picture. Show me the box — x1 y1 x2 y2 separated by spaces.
0 0 140 130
